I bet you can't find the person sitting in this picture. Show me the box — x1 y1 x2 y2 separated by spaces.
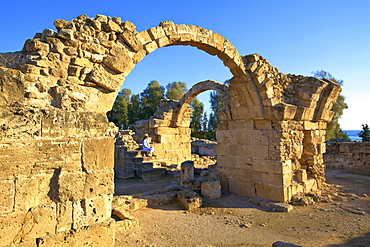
142 134 155 156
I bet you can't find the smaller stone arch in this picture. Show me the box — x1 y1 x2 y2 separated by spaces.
173 80 230 127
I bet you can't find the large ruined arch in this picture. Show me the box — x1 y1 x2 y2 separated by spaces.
0 14 343 246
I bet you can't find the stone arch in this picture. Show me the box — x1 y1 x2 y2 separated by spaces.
0 14 344 204
4 15 264 120
173 80 229 127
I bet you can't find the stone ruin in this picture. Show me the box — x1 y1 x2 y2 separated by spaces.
0 14 341 246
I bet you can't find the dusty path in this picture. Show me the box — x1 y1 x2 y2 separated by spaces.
114 170 370 247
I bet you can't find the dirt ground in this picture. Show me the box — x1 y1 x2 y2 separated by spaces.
114 169 370 247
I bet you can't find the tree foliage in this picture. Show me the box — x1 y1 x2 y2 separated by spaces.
140 80 165 119
358 124 370 142
312 70 349 141
190 97 207 138
165 81 187 100
107 88 131 129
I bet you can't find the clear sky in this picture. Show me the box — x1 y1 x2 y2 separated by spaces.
0 0 369 130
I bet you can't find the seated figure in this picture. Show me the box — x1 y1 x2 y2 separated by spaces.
142 134 155 156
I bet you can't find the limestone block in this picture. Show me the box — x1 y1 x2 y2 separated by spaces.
228 179 256 198
264 104 297 120
148 26 166 40
295 106 315 121
122 20 136 32
0 211 28 246
71 57 90 68
296 169 307 183
143 41 158 54
132 48 146 64
89 68 122 92
57 171 87 202
102 53 133 74
181 161 194 184
114 218 139 231
37 218 115 246
120 31 142 52
82 137 114 172
304 179 318 193
251 159 285 174
113 196 147 212
201 181 221 199
57 29 75 40
56 201 73 233
82 42 108 55
103 19 122 32
53 19 71 30
0 179 15 214
254 120 272 130
254 183 285 202
15 172 55 211
177 191 202 210
72 195 112 229
156 36 171 48
0 68 25 107
84 169 114 197
23 39 50 56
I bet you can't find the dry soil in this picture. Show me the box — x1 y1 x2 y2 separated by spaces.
114 169 370 247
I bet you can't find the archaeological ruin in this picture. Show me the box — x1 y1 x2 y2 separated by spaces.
0 14 341 246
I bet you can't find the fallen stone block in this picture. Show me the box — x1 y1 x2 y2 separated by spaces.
249 197 293 212
177 191 202 210
112 195 148 212
145 191 179 207
201 181 221 199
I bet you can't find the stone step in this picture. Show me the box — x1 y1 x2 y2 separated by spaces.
115 170 135 179
136 168 167 180
135 162 154 170
125 150 147 158
132 156 156 164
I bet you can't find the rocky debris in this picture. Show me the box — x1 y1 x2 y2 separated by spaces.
111 209 139 231
177 191 203 210
272 241 302 247
290 192 321 206
112 195 148 212
115 130 139 150
249 198 294 212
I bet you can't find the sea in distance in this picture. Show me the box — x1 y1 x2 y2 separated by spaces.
343 130 362 141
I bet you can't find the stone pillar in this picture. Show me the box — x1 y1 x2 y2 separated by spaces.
181 161 195 186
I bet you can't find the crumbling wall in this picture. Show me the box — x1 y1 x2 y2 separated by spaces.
134 99 192 166
0 67 118 246
324 142 370 173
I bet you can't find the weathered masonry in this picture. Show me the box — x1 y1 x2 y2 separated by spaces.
0 14 341 246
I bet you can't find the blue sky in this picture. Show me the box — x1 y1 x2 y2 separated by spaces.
0 0 369 130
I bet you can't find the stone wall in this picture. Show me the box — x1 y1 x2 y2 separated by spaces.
324 142 370 173
133 99 192 166
0 67 117 246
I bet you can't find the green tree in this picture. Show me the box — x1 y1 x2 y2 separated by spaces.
190 97 206 138
107 88 131 129
140 80 165 119
358 124 370 142
312 70 349 141
207 90 227 140
127 93 141 129
165 81 187 100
